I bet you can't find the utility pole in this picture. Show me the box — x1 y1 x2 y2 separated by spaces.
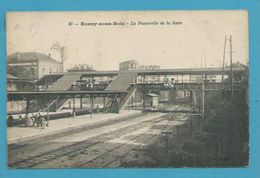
202 76 205 119
200 55 203 69
190 112 193 138
229 35 234 97
204 51 207 69
200 53 205 119
161 131 172 166
221 35 227 89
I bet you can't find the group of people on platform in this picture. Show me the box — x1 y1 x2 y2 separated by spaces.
7 113 47 129
81 80 112 91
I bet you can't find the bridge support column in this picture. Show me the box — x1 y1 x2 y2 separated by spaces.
55 98 58 112
45 97 50 127
25 98 30 115
103 96 105 106
68 100 71 109
45 78 48 90
47 103 49 127
92 96 94 108
80 96 83 109
135 94 137 109
103 96 106 113
142 88 146 111
72 96 76 118
111 95 119 113
90 95 94 117
131 96 134 109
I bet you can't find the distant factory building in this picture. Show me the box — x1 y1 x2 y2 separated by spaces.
119 60 139 71
7 52 62 79
119 60 160 71
139 65 160 70
68 64 95 72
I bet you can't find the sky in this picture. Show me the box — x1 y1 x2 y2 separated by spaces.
6 11 248 70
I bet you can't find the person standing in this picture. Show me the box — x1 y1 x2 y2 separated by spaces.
7 115 14 127
18 114 23 126
24 114 29 127
33 114 38 127
96 105 100 114
40 116 46 129
31 114 35 125
28 115 33 127
38 113 42 127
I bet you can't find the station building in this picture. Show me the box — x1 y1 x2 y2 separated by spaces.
7 52 62 80
7 52 62 113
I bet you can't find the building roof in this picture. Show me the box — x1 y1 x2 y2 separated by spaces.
37 66 247 79
7 52 61 64
6 74 34 84
147 93 158 97
6 74 17 80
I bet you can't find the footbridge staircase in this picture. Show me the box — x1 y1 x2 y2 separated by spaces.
105 71 138 112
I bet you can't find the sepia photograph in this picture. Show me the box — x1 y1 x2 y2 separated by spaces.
6 11 249 168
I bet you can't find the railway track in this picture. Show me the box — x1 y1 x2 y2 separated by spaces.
9 113 167 168
9 112 187 168
79 116 171 168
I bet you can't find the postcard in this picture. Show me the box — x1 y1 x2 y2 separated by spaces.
5 10 250 169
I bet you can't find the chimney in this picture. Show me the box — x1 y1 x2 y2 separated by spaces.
48 53 51 59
